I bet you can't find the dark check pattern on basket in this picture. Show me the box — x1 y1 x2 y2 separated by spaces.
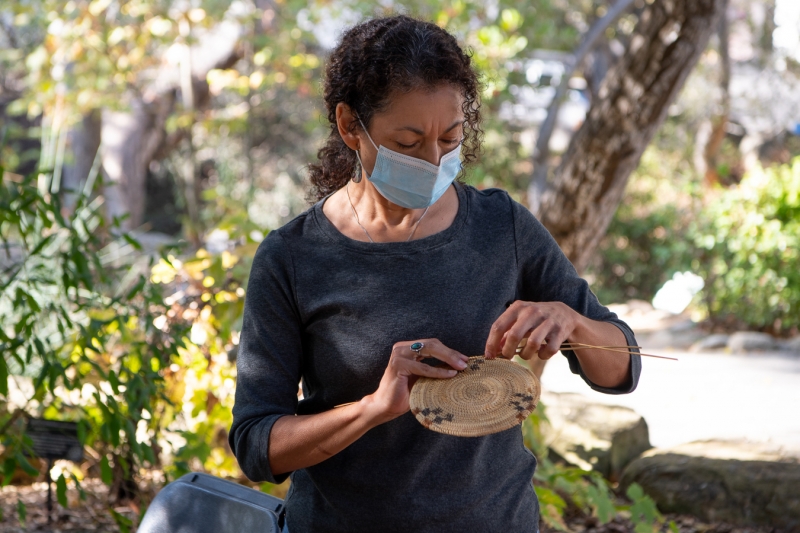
411 407 455 428
510 392 536 422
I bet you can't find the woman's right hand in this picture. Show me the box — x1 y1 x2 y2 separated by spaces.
269 339 468 476
363 338 469 423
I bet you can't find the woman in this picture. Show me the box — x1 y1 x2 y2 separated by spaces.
229 15 641 533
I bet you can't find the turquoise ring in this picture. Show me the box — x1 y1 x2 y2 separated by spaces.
410 342 424 356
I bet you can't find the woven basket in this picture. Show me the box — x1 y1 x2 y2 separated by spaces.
409 356 540 437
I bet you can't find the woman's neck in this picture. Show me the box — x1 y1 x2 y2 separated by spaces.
323 179 459 243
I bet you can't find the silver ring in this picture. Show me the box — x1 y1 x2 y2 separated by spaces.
410 342 425 357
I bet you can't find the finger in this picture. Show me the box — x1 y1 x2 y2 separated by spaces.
501 317 541 360
501 304 550 359
538 335 564 360
540 322 568 360
485 306 521 359
398 358 459 379
400 339 468 370
524 320 553 358
519 339 540 361
420 339 469 369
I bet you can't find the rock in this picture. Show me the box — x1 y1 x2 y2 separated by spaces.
607 300 675 334
779 336 800 355
639 322 704 350
621 440 800 531
689 334 730 352
539 391 651 481
727 332 780 353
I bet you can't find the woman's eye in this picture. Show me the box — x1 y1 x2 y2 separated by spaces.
396 142 416 149
442 138 460 145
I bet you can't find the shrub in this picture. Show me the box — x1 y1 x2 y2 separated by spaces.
586 146 695 305
690 158 800 334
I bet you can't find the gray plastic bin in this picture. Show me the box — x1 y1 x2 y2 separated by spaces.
138 472 284 533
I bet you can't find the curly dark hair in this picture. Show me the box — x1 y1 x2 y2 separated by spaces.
307 15 483 201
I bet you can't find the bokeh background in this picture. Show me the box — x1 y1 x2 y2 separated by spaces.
1 0 799 531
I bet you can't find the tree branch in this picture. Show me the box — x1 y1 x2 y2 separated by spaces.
529 0 637 217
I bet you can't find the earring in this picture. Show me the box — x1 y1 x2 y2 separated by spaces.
352 149 363 183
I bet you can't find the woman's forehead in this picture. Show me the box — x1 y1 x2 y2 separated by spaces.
372 86 464 131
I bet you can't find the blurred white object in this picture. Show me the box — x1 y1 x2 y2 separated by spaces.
652 271 705 314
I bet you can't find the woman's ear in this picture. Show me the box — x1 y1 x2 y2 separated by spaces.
335 103 361 151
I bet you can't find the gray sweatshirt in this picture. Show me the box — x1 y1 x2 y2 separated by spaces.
229 184 641 532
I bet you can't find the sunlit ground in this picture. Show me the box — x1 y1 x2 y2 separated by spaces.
542 349 800 452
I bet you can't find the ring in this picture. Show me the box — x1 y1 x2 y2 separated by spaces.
410 342 425 357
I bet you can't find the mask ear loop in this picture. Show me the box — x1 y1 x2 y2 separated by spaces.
353 152 363 183
352 116 379 183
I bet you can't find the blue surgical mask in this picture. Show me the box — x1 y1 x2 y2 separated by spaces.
356 118 462 209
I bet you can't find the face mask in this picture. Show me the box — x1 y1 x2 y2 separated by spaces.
356 118 462 209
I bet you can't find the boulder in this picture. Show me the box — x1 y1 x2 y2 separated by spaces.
689 334 730 352
638 319 704 350
539 391 651 481
779 336 800 355
621 440 800 531
727 332 780 353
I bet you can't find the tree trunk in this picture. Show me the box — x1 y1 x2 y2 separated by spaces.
529 0 637 216
702 0 731 187
101 97 174 229
537 0 725 274
62 109 102 209
98 24 241 230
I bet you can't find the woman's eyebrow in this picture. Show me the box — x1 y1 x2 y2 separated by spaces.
394 119 463 135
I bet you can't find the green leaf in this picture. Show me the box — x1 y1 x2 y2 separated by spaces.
108 369 120 394
56 473 68 507
77 419 87 445
16 499 26 525
0 355 7 396
14 453 40 477
100 456 113 485
534 485 567 511
143 444 156 465
122 233 143 251
586 481 615 524
110 507 133 533
626 482 644 501
70 473 86 501
635 522 656 533
125 276 146 300
627 482 661 528
2 458 17 487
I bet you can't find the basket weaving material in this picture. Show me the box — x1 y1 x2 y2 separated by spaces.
409 356 540 437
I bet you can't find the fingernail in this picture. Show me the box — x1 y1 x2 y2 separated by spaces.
447 369 457 376
455 359 467 369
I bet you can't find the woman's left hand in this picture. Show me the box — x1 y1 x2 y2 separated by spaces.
484 300 579 361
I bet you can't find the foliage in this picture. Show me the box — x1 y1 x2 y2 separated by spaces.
689 158 800 333
623 484 662 533
586 132 699 305
522 404 665 532
0 148 275 513
0 0 679 528
0 0 639 223
0 161 184 503
590 147 800 333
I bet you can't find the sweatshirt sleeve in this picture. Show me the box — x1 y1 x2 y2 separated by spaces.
510 198 641 394
228 231 303 483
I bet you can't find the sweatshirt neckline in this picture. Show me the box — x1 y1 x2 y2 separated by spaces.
312 182 469 254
